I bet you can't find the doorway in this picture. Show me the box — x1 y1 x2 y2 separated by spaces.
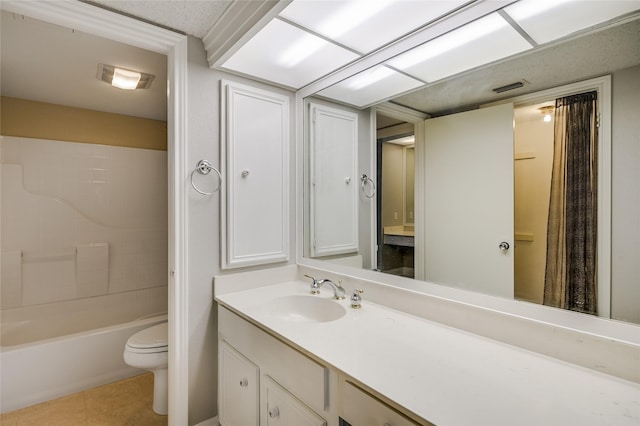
376 113 415 278
513 101 555 304
0 2 190 422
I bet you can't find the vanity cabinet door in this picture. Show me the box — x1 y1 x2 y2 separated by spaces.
219 341 259 426
341 381 422 426
263 376 326 426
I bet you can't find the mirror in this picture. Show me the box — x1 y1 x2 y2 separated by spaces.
403 145 415 226
304 9 640 325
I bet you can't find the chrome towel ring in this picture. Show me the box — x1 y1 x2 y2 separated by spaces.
190 160 222 195
361 174 376 199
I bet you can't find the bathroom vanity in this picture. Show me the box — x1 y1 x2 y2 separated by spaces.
214 266 640 426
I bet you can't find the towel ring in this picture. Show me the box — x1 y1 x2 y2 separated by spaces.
361 174 376 199
190 160 222 195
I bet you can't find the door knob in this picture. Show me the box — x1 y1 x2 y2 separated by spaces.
268 407 280 418
498 242 510 251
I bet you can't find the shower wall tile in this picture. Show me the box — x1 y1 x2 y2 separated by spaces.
1 251 22 309
76 243 109 298
1 164 41 250
22 258 76 305
0 136 168 310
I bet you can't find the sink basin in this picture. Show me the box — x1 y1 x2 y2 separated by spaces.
260 295 346 323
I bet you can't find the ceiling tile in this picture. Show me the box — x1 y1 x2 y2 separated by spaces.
317 65 423 107
279 0 468 54
504 0 640 45
221 19 359 89
388 13 532 83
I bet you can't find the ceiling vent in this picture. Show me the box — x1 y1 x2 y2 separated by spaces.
96 63 155 90
492 79 529 94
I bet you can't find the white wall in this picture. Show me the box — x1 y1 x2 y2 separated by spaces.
611 65 640 324
381 143 405 228
185 36 297 425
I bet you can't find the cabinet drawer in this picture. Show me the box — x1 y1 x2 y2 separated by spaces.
219 341 259 426
263 375 326 426
341 381 421 426
219 307 328 414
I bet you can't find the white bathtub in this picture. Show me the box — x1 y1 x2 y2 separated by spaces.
0 289 167 413
0 313 167 413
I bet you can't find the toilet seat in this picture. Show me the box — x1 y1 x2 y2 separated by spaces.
126 322 168 353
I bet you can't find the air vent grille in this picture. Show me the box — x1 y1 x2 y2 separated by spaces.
492 80 529 94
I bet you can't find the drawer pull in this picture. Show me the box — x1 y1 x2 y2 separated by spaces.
268 407 280 419
239 378 248 387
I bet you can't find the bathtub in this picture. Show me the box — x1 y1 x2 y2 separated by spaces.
0 289 167 413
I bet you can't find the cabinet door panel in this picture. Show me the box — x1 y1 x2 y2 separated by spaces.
222 80 290 268
219 306 328 415
341 381 422 426
263 376 326 426
219 341 259 426
309 103 358 257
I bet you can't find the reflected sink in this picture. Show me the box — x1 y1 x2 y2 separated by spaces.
260 295 346 323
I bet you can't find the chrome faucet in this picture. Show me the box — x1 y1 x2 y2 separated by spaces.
304 274 321 294
304 275 346 299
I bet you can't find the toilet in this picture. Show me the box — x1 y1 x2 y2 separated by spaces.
123 322 168 415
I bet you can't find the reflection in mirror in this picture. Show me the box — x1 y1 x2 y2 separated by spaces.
377 118 415 278
304 9 640 325
404 145 414 226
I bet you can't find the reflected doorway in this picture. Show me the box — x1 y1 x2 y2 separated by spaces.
376 113 415 278
513 101 555 304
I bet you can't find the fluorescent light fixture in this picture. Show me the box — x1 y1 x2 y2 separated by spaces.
505 0 573 21
346 66 395 90
279 32 328 68
316 0 396 40
279 0 468 54
112 67 141 90
317 65 423 108
387 13 532 83
221 19 359 89
96 64 154 90
504 0 640 44
389 14 509 70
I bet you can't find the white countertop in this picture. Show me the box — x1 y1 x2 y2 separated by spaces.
216 280 640 426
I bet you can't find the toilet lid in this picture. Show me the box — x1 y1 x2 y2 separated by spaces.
127 322 168 349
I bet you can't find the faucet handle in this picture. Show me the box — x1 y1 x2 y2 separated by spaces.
350 289 364 309
304 274 320 294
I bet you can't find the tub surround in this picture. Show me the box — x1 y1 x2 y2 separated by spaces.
215 265 640 425
1 136 168 311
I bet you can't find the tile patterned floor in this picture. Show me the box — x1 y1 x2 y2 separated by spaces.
0 373 167 426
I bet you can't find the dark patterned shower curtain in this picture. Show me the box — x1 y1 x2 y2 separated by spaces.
543 91 598 315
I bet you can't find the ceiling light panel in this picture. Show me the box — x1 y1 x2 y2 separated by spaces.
279 0 469 54
504 0 640 45
387 13 532 83
221 19 359 89
316 65 423 108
